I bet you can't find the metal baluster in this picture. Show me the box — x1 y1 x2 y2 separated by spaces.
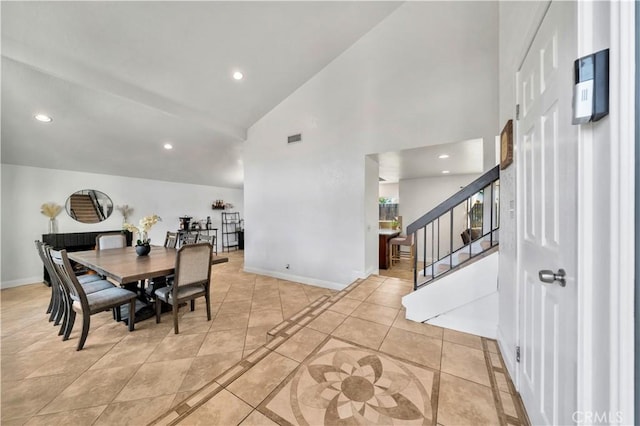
481 187 486 239
415 229 422 290
468 196 472 260
431 220 435 281
449 209 454 270
436 217 440 264
496 179 501 229
490 182 494 246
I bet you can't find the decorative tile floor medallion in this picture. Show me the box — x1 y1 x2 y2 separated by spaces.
260 337 437 425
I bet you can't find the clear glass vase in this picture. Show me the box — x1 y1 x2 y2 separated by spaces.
48 218 58 234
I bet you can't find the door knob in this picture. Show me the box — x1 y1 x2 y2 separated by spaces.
538 269 566 287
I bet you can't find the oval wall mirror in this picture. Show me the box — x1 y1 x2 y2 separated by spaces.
65 189 114 223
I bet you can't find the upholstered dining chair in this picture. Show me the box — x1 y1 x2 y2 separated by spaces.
196 234 217 255
49 248 137 350
155 242 213 334
181 232 198 245
96 233 126 250
164 231 179 249
196 233 215 246
145 231 179 299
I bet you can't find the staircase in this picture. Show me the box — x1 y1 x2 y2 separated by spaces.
68 192 103 223
407 165 500 289
403 165 500 337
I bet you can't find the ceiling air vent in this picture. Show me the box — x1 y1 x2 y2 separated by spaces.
287 133 302 144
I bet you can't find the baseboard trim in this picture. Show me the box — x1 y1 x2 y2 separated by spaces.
242 267 346 291
363 266 378 280
1 276 43 289
497 326 517 389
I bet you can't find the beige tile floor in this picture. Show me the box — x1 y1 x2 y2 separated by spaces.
1 251 528 425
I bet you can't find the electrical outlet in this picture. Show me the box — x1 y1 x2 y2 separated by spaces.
285 264 290 269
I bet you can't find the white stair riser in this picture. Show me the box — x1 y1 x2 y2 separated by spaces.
426 292 498 339
403 252 498 323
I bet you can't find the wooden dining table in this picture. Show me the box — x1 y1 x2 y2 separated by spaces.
68 245 229 322
68 245 228 285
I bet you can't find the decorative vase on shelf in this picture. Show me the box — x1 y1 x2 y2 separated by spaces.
135 244 151 256
48 218 58 234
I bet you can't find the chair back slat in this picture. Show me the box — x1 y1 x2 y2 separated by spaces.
36 241 62 290
49 248 88 305
174 243 212 288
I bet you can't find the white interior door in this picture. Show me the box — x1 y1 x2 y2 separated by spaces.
516 1 578 425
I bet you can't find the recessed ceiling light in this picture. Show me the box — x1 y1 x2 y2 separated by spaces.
438 154 450 159
233 71 244 80
34 114 53 123
163 143 173 150
442 170 450 174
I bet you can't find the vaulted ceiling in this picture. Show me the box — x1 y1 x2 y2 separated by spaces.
1 1 401 188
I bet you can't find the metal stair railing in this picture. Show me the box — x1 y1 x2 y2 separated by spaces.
406 165 500 290
87 190 106 221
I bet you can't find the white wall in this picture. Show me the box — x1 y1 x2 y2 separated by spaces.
365 157 380 276
378 182 398 202
1 164 243 288
399 174 480 261
244 1 498 289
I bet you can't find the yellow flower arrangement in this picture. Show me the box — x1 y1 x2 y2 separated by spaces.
124 214 162 246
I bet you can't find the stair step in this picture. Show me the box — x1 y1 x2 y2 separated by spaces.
69 193 101 223
437 264 451 273
417 277 433 287
481 241 492 249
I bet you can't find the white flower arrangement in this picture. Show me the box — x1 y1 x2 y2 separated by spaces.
41 202 63 219
124 214 162 246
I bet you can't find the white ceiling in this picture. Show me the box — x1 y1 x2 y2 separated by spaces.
1 1 401 188
372 138 484 183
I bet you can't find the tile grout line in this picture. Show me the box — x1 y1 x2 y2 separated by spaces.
32 336 123 419
153 277 379 425
155 275 433 424
482 337 509 426
148 292 335 426
495 342 531 426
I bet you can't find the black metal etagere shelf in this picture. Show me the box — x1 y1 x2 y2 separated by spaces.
221 212 240 252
